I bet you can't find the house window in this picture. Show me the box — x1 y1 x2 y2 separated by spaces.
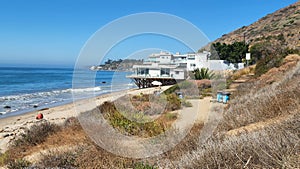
160 68 170 76
175 71 180 74
137 68 149 75
190 63 196 67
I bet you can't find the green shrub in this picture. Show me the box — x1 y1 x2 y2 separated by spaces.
201 88 212 97
163 84 179 95
7 159 31 169
99 101 165 137
165 112 177 120
192 68 215 80
13 122 60 147
181 99 193 107
0 152 8 166
134 162 157 169
39 150 79 168
250 40 297 77
166 93 181 111
255 53 284 77
178 80 194 89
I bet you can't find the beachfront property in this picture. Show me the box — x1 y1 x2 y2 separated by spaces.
127 51 244 88
127 62 187 88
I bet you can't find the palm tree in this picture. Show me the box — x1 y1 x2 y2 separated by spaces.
192 68 215 80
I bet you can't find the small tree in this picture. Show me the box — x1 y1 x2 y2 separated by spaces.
210 41 249 63
192 68 215 80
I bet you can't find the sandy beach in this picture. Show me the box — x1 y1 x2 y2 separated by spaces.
0 86 172 153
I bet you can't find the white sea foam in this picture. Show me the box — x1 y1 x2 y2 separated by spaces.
0 86 103 101
0 84 135 118
0 112 6 115
66 86 102 93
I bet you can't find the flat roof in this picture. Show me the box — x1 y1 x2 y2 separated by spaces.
126 75 185 80
132 64 180 69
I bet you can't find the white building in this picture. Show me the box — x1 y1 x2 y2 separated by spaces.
146 51 244 71
127 51 244 88
131 63 186 80
147 51 173 64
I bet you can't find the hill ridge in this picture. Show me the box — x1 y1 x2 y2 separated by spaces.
206 1 300 50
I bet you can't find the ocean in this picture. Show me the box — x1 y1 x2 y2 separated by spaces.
0 67 136 118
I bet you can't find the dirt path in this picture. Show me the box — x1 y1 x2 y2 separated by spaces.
173 98 211 130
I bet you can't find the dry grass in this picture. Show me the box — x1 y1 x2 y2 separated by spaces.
98 92 182 138
155 57 300 168
1 59 299 168
169 114 299 168
0 121 61 166
231 65 255 80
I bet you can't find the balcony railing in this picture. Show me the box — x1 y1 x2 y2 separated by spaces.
126 73 172 78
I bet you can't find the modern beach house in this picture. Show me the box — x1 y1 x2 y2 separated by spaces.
127 53 187 88
127 51 243 88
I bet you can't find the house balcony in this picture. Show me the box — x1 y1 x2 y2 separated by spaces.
126 73 173 79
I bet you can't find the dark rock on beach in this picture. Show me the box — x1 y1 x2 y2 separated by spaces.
3 106 11 109
39 108 49 111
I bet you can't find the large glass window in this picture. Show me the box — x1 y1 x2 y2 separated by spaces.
137 68 149 75
160 68 170 76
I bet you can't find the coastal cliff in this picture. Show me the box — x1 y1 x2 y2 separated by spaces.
90 59 143 71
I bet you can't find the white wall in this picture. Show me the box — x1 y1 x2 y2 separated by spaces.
148 69 160 77
159 54 172 63
171 70 185 79
208 60 230 70
186 53 210 71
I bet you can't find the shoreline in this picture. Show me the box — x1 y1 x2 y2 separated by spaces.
0 87 136 119
0 86 171 153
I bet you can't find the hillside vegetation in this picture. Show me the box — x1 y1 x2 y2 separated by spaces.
1 54 298 169
95 59 143 71
1 2 299 168
158 54 300 168
202 1 300 67
212 1 300 50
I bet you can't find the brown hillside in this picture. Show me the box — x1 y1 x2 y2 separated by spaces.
205 1 300 50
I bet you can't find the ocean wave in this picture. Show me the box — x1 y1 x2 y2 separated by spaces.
0 86 102 102
0 85 134 118
66 86 102 93
0 112 7 115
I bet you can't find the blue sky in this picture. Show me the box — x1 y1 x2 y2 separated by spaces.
0 0 297 67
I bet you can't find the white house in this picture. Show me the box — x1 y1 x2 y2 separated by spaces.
147 51 173 64
131 63 186 80
128 51 210 82
127 51 244 88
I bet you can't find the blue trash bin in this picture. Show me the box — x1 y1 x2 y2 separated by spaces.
217 91 223 103
176 92 184 99
222 92 231 104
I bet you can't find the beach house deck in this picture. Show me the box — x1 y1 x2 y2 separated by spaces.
126 63 186 88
